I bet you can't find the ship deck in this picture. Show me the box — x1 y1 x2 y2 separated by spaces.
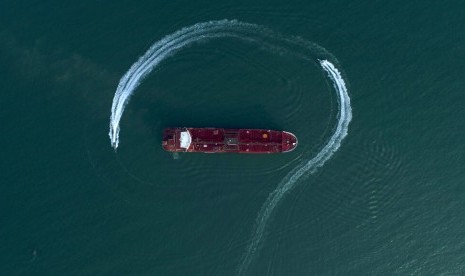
162 128 297 153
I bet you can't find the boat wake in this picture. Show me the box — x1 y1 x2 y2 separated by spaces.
108 19 352 275
237 60 351 275
110 19 268 149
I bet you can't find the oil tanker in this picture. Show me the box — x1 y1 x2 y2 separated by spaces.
162 128 297 153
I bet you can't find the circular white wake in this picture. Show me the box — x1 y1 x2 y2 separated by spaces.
108 19 352 274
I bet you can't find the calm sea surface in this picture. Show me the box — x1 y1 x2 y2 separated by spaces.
1 1 465 275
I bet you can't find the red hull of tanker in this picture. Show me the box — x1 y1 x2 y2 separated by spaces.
162 128 297 153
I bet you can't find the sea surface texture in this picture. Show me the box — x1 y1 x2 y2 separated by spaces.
1 1 465 275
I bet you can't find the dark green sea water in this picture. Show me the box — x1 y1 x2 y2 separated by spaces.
2 1 465 275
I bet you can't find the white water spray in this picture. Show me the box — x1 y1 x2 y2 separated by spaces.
109 19 262 148
108 20 352 274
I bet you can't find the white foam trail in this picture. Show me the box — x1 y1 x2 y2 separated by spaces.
109 20 261 148
237 60 351 275
108 20 352 274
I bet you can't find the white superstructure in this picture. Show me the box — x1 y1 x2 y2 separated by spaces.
179 130 192 149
